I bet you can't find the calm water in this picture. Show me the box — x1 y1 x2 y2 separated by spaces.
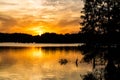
0 43 92 80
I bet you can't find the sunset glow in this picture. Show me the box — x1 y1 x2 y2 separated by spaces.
0 0 84 35
32 48 43 58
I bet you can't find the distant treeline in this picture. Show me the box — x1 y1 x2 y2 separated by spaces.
0 32 119 43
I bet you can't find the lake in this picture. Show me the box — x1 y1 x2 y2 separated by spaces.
0 43 92 80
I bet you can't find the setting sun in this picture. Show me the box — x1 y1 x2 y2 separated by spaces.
0 0 119 80
30 27 44 35
0 0 84 35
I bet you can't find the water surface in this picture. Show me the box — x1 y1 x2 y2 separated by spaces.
0 43 92 80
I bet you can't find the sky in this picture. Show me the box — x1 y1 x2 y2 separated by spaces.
0 0 84 35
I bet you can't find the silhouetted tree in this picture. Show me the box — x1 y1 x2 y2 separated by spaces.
81 0 120 34
82 72 97 80
80 0 120 43
0 32 83 43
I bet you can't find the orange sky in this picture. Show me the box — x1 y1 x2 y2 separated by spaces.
0 0 84 35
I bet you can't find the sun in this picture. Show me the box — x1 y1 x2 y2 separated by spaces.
31 27 44 35
37 31 43 36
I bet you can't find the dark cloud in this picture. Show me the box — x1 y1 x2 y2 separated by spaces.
0 2 16 5
0 77 11 80
43 0 65 6
57 17 80 27
0 0 83 34
0 14 17 31
43 0 83 11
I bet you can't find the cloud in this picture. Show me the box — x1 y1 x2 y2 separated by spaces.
43 0 83 11
0 2 16 5
0 14 17 32
0 0 83 35
57 18 80 27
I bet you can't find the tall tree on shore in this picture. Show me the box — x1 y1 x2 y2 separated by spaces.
80 1 120 79
80 0 120 34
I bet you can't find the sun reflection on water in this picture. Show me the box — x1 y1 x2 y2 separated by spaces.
0 46 92 80
31 48 43 58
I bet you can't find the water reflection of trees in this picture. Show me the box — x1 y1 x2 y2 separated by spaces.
41 47 82 67
59 59 68 65
80 44 120 80
41 47 80 52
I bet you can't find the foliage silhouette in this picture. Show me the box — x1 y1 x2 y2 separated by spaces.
82 72 97 80
0 32 84 43
80 0 120 79
80 0 120 44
